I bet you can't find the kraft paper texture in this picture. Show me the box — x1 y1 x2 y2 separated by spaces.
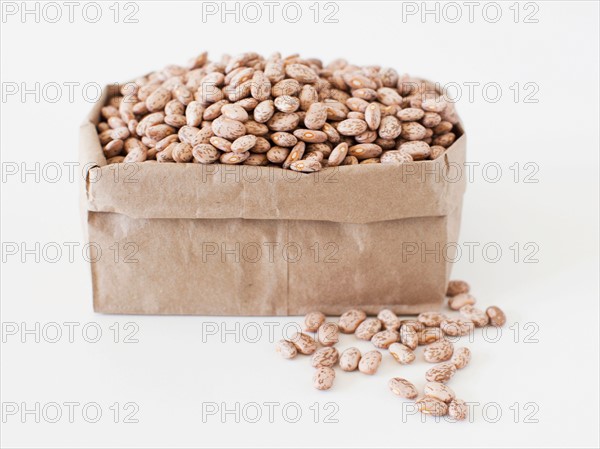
80 86 467 315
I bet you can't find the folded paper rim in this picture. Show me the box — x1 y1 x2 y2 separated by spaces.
80 85 467 224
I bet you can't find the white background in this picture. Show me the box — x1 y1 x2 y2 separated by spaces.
1 1 599 447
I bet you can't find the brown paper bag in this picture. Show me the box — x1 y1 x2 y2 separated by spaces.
80 86 466 315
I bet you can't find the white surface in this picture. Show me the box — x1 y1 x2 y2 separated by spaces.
1 1 599 447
